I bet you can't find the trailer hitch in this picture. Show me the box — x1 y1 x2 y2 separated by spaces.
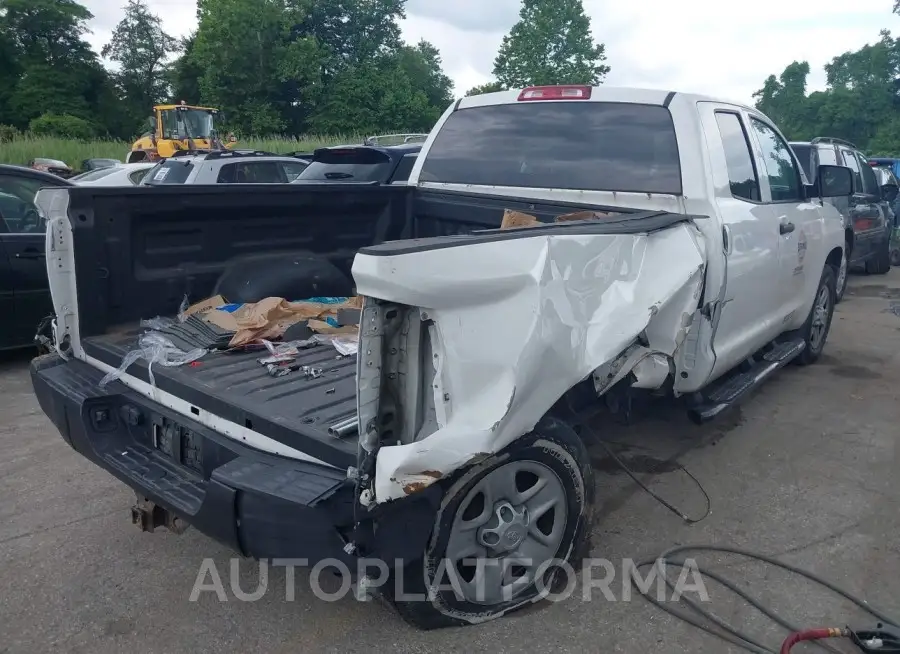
130 495 189 535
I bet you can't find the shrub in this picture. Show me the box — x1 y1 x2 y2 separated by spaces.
29 113 97 141
0 124 20 143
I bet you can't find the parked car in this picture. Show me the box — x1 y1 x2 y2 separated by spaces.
868 156 900 180
141 150 309 185
28 158 74 179
790 137 893 301
0 164 72 350
32 85 851 629
80 158 121 173
293 143 420 184
74 162 158 186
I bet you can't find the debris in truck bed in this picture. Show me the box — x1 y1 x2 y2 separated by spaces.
196 295 363 346
98 331 206 389
499 208 616 229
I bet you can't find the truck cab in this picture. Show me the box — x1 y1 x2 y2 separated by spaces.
31 85 851 630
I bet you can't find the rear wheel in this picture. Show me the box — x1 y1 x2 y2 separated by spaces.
795 265 836 366
386 418 594 629
865 238 891 275
835 246 848 302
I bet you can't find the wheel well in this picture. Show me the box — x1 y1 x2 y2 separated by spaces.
844 228 854 256
126 151 146 164
826 246 843 270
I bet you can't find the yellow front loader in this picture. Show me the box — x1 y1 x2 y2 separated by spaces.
127 102 236 163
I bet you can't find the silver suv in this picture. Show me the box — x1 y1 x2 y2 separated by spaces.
141 151 309 186
790 137 893 301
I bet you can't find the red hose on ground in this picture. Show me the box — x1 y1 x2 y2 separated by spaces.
780 627 848 653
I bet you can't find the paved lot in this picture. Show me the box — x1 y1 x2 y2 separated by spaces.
2 272 899 654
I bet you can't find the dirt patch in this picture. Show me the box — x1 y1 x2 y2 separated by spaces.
847 285 900 300
829 364 882 380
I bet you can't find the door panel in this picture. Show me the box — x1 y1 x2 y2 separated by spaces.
0 237 16 348
0 172 59 347
745 117 815 327
699 105 783 377
839 147 882 261
1 233 50 345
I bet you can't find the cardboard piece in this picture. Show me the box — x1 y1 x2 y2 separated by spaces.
194 295 363 347
500 209 542 229
182 295 227 317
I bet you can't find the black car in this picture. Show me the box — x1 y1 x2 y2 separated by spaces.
790 137 893 301
292 143 420 184
0 164 73 350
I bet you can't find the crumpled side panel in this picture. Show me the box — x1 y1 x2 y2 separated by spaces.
351 224 706 502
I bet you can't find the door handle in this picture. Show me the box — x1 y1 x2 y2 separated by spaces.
15 250 45 259
779 222 795 235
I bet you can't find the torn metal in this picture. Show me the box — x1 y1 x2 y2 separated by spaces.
352 222 707 503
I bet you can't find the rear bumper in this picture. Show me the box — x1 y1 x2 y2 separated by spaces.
31 354 360 565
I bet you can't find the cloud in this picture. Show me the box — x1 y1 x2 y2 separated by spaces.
83 0 896 103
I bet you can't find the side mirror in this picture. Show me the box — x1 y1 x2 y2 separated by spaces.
817 164 854 198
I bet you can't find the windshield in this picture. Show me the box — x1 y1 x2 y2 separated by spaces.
296 148 393 182
160 108 215 140
143 160 195 185
418 101 682 194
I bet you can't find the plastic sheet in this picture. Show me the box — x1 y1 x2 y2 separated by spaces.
311 333 359 356
140 316 175 331
99 331 206 389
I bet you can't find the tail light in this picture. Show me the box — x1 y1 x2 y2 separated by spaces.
518 85 592 101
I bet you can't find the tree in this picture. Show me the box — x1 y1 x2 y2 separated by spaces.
396 40 454 112
0 0 113 129
170 34 203 105
102 0 176 128
466 81 506 96
752 61 814 140
751 30 900 155
493 0 609 88
192 0 295 134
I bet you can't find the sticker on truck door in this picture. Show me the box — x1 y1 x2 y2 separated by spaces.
794 231 807 276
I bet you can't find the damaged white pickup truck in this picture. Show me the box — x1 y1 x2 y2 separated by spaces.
32 85 853 629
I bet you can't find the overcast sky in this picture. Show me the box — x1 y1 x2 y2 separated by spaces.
82 0 895 105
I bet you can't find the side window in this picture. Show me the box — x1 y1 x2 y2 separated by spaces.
128 168 150 185
216 163 238 183
714 112 760 202
389 154 417 184
0 176 47 233
750 118 802 202
218 162 286 184
818 145 838 166
839 148 862 192
855 152 879 196
280 161 307 182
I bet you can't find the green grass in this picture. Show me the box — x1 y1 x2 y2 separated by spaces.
0 133 369 168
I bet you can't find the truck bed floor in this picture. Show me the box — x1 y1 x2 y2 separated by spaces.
82 331 359 469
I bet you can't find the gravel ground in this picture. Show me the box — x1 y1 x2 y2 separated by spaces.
1 271 899 654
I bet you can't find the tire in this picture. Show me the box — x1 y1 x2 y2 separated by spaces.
386 417 595 629
795 265 836 366
865 237 891 275
834 246 849 303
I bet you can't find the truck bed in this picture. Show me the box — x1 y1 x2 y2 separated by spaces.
62 183 651 466
83 331 359 469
